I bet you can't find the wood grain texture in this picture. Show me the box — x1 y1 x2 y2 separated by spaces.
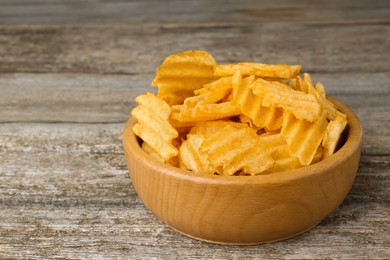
0 0 389 258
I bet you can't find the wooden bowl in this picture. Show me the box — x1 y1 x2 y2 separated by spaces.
123 97 363 245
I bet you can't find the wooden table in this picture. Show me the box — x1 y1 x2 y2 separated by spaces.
1 1 389 258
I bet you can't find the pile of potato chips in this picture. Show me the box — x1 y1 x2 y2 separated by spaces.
131 50 348 176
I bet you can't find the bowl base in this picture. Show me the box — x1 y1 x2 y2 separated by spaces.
167 221 321 245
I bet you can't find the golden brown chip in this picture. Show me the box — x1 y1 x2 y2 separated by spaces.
133 123 178 161
322 114 348 158
179 134 215 174
152 50 217 105
251 78 321 122
172 102 241 122
214 62 301 79
189 120 247 136
281 111 328 165
132 93 179 161
232 72 283 131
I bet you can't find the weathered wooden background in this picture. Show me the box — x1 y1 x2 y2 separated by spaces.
0 0 389 258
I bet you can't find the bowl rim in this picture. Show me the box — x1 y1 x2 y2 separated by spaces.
123 96 363 185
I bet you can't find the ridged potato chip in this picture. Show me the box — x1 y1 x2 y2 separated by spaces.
152 50 217 105
132 93 179 161
201 124 274 175
232 72 283 131
215 62 301 79
131 50 348 176
281 111 328 165
251 78 321 122
179 134 215 174
322 114 348 158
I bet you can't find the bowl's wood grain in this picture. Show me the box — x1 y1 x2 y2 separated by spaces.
123 98 363 245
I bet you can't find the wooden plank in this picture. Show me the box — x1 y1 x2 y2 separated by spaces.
0 202 388 259
0 74 143 123
0 0 389 25
0 23 389 74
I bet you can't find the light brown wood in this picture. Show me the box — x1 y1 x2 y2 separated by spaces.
1 0 389 257
123 98 363 245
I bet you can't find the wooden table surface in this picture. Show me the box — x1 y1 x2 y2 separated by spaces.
1 0 389 259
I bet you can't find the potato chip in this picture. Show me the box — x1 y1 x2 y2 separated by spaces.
185 76 233 106
152 50 217 105
156 80 206 105
322 114 348 158
169 75 241 122
133 123 178 161
142 141 180 167
223 138 274 176
214 62 301 79
251 78 321 122
132 93 179 161
141 141 164 162
232 73 283 131
189 120 247 136
314 82 326 98
172 102 241 122
153 50 216 84
179 134 215 174
201 125 257 167
281 111 328 165
300 74 346 121
135 92 171 120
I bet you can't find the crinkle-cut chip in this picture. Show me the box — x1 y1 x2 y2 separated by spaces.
287 78 298 90
132 105 178 141
214 62 301 79
135 92 171 120
251 78 321 122
156 80 211 105
314 82 326 98
200 124 274 176
268 157 302 173
171 102 241 122
185 77 233 107
189 120 247 136
169 118 195 133
142 141 164 162
161 50 217 67
152 50 217 105
152 50 216 85
133 123 178 161
179 134 215 174
281 111 328 165
232 73 283 131
231 72 255 103
299 74 347 121
223 139 274 176
201 125 258 167
312 146 324 164
239 114 263 131
223 133 289 175
194 76 233 96
132 92 179 161
141 141 180 167
261 133 303 173
322 114 348 158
